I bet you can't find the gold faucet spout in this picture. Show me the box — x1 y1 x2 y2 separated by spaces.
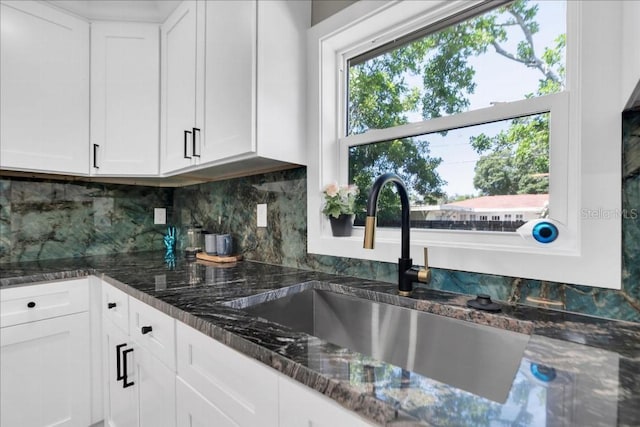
363 216 376 249
417 247 431 283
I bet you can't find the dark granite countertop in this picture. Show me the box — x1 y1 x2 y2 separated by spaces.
2 251 640 426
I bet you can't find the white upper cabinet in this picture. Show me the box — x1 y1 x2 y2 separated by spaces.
200 0 308 169
0 0 89 175
160 0 205 174
1 0 309 180
90 22 160 176
202 0 255 162
160 0 309 178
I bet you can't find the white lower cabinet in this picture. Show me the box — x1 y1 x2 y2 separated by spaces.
1 278 376 427
175 321 376 427
176 376 238 427
103 320 176 427
0 280 91 427
176 322 279 427
103 318 137 427
279 374 375 427
135 345 176 427
101 282 176 427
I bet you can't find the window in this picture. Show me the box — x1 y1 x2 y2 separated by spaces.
491 216 501 221
345 0 561 232
504 214 512 221
308 0 624 289
516 214 524 221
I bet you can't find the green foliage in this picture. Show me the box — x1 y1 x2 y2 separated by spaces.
471 113 551 195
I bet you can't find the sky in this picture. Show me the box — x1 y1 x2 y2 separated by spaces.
402 0 567 197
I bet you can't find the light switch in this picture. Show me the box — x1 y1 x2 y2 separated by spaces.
154 208 166 225
257 204 267 228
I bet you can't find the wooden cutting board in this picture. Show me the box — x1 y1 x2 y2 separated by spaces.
195 252 243 263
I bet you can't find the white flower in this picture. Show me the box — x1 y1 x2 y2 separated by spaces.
324 182 339 197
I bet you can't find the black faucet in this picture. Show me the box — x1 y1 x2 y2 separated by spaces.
363 173 430 296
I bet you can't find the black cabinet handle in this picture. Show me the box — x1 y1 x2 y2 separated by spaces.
116 343 127 381
122 348 135 388
93 144 99 169
184 130 192 159
141 326 153 335
192 127 201 157
107 302 116 309
27 301 36 308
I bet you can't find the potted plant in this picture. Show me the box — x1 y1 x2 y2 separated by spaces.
322 182 358 236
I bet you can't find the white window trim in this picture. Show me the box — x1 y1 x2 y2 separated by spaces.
307 0 624 289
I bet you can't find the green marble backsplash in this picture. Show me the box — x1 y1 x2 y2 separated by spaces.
0 179 172 262
1 110 638 322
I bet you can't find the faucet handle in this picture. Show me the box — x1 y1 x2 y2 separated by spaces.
418 247 431 283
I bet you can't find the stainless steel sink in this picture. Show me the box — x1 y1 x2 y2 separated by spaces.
243 288 530 403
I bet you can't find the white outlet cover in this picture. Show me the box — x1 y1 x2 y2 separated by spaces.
154 208 166 225
257 204 267 227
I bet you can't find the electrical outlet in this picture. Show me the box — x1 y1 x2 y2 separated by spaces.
257 204 267 227
154 208 166 225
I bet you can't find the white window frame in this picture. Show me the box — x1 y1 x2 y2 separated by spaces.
307 0 626 289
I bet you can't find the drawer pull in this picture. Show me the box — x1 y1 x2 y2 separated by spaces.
141 326 153 335
192 127 201 157
122 348 135 388
107 302 116 309
116 343 135 388
184 130 192 159
116 343 127 382
27 301 36 308
93 143 99 169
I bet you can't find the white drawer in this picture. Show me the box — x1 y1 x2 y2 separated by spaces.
101 282 130 334
1 278 89 328
176 322 278 427
129 296 176 371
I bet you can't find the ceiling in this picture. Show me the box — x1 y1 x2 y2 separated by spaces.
48 0 182 23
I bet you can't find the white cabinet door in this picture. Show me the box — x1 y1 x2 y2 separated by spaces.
136 342 177 427
203 0 256 162
255 0 308 166
160 0 205 174
0 0 89 175
91 22 159 176
176 322 278 427
176 377 237 427
103 319 137 427
0 312 91 427
200 0 308 168
279 374 375 427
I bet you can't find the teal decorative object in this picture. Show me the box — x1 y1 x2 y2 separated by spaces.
163 226 176 254
164 226 177 270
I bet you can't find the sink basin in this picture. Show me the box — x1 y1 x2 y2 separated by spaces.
242 288 530 403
